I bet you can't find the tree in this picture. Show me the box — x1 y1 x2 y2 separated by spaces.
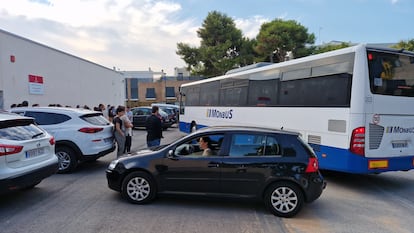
312 42 352 54
255 19 315 63
176 11 251 77
392 39 414 51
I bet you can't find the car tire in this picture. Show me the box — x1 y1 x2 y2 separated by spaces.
121 171 156 204
264 182 304 218
56 146 78 174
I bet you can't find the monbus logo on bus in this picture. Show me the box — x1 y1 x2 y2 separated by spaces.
206 109 233 119
386 126 414 133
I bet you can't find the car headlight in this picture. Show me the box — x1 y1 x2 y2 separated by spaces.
108 160 119 170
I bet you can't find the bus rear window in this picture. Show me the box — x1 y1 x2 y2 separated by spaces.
368 50 414 97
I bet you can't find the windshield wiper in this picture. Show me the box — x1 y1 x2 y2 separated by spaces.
32 132 44 138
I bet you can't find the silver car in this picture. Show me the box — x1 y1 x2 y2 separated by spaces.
0 112 58 194
10 107 115 173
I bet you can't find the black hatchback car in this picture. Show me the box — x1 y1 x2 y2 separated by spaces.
106 126 326 217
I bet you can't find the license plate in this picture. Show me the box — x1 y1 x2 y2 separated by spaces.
392 141 408 148
26 147 45 158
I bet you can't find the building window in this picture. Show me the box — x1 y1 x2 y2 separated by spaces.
146 88 156 100
131 79 138 100
166 87 176 100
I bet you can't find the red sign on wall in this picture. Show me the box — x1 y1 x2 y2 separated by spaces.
28 75 44 94
28 75 44 84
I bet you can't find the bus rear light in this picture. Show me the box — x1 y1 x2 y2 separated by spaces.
0 144 24 156
350 127 365 156
305 157 319 173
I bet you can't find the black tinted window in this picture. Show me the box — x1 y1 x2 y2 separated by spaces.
228 133 309 157
25 111 71 125
279 73 352 107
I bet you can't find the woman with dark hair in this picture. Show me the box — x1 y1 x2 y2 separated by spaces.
198 136 214 156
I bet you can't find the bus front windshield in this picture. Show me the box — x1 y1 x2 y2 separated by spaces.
368 50 414 97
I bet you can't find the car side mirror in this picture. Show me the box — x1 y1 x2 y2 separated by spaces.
167 150 178 160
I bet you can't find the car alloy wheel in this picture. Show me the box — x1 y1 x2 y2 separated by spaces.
121 171 156 204
264 182 304 218
56 146 77 173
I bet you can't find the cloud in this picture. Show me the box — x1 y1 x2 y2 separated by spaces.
235 15 269 39
0 0 200 74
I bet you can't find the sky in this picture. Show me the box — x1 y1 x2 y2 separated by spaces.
0 0 412 75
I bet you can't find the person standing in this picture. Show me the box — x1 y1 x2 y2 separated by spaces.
108 105 115 122
145 106 163 147
113 106 126 158
121 107 133 154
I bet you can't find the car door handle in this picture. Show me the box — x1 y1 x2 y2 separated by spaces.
208 163 220 168
236 165 247 172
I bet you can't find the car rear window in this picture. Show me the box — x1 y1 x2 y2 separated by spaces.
81 113 110 126
0 119 45 140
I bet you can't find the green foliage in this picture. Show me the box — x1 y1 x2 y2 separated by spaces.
312 42 352 54
254 19 315 63
176 11 247 77
391 39 414 51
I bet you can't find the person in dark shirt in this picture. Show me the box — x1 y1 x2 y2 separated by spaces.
113 106 126 158
145 106 163 147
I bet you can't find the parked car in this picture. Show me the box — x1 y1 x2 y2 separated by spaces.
10 107 115 173
130 107 173 130
156 107 176 124
106 126 326 217
151 103 179 124
0 112 58 194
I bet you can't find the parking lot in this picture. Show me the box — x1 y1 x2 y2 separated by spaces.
0 126 413 233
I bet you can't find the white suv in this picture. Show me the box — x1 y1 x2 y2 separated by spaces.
10 107 115 173
0 112 58 194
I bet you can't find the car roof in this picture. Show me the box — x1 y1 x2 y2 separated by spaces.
195 126 300 136
0 111 34 121
9 106 99 115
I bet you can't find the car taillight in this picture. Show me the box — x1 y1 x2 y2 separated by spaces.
78 127 104 133
49 136 55 145
350 127 365 156
305 157 319 173
0 144 24 156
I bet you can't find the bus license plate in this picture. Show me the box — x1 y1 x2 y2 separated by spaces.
392 141 408 148
26 147 45 158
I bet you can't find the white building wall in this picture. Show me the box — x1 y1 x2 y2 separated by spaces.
0 29 125 109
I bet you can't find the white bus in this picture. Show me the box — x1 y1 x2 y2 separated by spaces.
178 44 414 174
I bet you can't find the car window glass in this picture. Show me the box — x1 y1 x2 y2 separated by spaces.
229 133 297 157
229 133 265 156
258 135 281 156
25 112 71 125
81 114 110 125
276 134 309 157
174 134 224 157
